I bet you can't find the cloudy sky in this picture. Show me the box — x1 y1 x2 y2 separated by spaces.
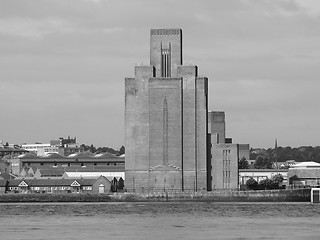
1 0 320 149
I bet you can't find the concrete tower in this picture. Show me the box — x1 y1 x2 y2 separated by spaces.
125 29 209 192
208 111 249 190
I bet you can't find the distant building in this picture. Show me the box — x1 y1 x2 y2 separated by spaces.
208 111 250 190
247 159 256 168
62 171 124 181
288 161 320 187
21 143 51 155
50 136 83 156
0 142 29 159
125 29 209 192
0 176 112 194
8 152 124 178
21 137 83 156
36 146 61 156
274 160 298 169
50 136 77 147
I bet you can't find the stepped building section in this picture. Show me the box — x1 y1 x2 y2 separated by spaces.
208 111 250 190
125 29 209 192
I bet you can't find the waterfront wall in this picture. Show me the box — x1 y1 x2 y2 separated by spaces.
113 188 310 202
0 189 310 202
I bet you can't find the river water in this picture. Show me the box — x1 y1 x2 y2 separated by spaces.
1 202 320 240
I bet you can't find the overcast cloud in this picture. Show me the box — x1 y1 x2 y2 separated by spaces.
1 0 320 149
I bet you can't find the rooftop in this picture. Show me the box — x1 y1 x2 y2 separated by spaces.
291 161 320 168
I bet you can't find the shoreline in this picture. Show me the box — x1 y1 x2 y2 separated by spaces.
0 188 311 203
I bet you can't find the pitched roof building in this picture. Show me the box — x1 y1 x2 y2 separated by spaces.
7 152 124 177
0 176 112 194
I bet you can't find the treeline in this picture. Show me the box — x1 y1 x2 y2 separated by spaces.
80 144 125 156
250 146 320 163
242 174 284 191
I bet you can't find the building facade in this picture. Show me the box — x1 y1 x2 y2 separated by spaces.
8 152 124 177
0 176 112 194
208 111 250 190
22 137 83 157
125 29 209 192
0 143 29 159
287 161 320 187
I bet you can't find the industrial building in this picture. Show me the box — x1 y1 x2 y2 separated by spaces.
125 29 208 192
125 28 249 192
7 152 124 178
209 111 250 190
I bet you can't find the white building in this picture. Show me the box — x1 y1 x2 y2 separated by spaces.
21 143 59 156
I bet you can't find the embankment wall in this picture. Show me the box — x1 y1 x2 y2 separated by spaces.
0 189 310 202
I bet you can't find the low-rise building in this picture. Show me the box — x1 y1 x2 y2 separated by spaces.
0 144 29 158
0 176 112 194
288 161 320 187
8 152 125 177
21 137 83 157
62 171 125 181
21 143 51 155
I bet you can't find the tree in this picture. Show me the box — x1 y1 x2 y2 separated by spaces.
119 146 125 155
246 178 258 190
271 174 284 188
256 174 284 190
90 144 96 153
254 155 273 169
259 178 273 190
118 177 124 190
239 157 249 169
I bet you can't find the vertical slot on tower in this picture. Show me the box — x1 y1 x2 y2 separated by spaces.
163 97 168 166
161 45 171 77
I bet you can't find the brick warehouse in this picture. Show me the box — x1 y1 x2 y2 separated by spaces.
125 29 209 192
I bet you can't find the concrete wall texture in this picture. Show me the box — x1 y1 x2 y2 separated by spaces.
125 29 208 192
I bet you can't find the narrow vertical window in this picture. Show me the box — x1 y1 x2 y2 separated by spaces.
163 97 168 166
161 44 171 77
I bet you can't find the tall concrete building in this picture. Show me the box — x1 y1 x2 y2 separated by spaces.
125 29 209 192
208 111 250 190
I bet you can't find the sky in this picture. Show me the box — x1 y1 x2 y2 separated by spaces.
1 0 320 149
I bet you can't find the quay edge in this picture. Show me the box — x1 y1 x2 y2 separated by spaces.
0 189 311 203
